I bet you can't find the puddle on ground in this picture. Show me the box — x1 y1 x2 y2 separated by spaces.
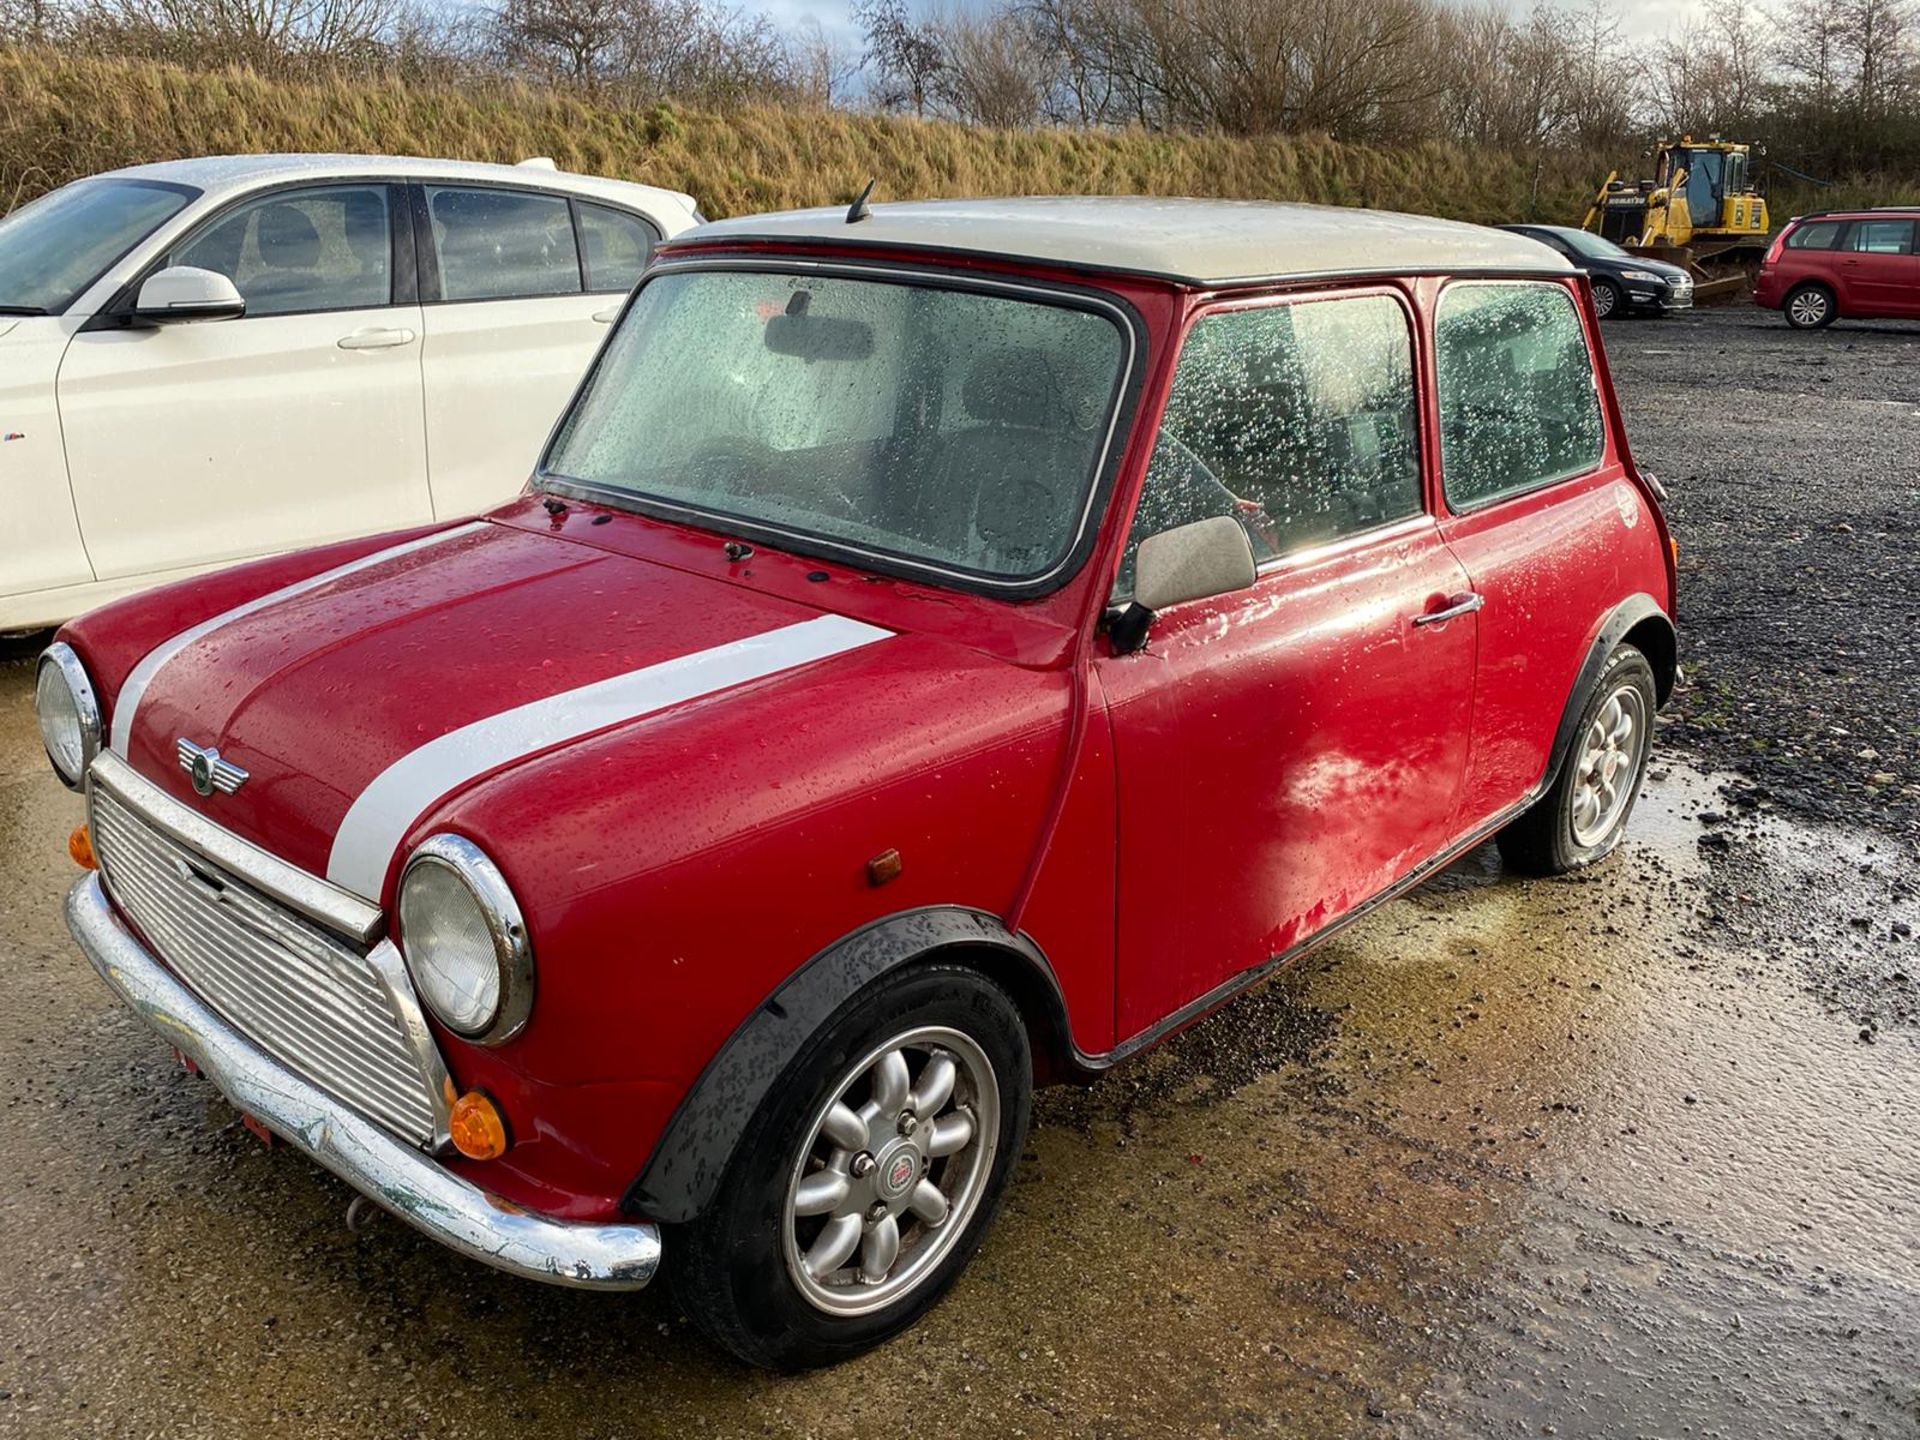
0 668 1915 1439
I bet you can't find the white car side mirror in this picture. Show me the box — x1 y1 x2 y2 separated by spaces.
133 267 246 325
1134 515 1258 612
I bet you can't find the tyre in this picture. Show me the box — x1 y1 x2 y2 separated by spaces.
666 963 1031 1369
1497 644 1657 876
1785 283 1837 329
1591 277 1622 320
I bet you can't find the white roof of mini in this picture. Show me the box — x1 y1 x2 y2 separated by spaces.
678 196 1569 284
98 153 699 220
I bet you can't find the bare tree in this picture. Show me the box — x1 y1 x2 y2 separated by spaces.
1842 0 1916 121
1 0 67 42
935 5 1049 126
489 0 799 101
787 16 862 106
1557 0 1635 151
855 0 945 115
1707 0 1771 125
76 0 411 69
1774 0 1850 106
491 0 626 86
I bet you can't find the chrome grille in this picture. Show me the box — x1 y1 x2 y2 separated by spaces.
89 773 443 1147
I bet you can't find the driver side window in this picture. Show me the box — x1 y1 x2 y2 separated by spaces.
1115 293 1421 599
1435 281 1604 510
171 185 391 318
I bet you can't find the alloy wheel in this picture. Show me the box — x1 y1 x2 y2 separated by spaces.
1569 682 1647 847
1789 290 1830 327
781 1025 1000 1317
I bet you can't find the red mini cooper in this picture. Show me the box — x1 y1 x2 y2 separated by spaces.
40 198 1677 1368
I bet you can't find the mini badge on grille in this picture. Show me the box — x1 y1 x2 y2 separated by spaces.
177 738 248 796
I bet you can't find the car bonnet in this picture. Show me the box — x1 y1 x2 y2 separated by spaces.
103 520 893 898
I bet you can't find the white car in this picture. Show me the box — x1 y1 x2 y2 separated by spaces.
0 154 702 629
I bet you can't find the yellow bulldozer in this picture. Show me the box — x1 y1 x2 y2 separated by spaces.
1583 136 1772 300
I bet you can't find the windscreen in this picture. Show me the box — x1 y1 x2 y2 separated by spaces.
543 269 1128 583
1559 229 1631 260
0 178 196 314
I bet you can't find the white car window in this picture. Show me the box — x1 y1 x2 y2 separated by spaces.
172 185 391 318
427 186 582 302
578 202 657 294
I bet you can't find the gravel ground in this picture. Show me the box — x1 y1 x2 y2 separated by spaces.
1 302 1918 1438
1615 306 1920 840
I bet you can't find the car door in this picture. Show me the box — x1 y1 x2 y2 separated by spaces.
414 185 659 518
1430 279 1633 825
1095 290 1478 1040
56 182 433 583
1838 219 1920 315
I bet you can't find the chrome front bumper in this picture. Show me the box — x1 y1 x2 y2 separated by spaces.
67 873 661 1291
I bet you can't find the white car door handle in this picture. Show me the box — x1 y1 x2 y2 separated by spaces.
337 327 417 350
592 307 621 324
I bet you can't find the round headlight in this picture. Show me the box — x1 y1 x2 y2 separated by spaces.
397 836 534 1044
35 643 102 790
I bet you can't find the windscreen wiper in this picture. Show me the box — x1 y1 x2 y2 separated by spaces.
0 305 49 315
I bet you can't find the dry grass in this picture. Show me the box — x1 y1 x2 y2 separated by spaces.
3 46 1913 224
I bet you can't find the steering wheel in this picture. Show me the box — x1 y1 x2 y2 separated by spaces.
690 439 770 495
688 440 866 524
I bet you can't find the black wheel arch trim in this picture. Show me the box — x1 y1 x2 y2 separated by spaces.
1543 593 1674 794
623 905 1070 1224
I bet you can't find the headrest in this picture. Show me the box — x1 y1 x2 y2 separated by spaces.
340 191 387 250
255 204 322 269
962 348 1072 430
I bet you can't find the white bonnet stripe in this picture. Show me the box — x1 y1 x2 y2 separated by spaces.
324 613 890 900
109 523 489 758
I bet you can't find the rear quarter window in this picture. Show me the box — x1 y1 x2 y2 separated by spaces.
577 202 659 293
1786 221 1845 250
1436 281 1605 511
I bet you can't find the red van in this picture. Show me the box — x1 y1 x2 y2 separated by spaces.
43 198 1678 1368
1754 208 1920 327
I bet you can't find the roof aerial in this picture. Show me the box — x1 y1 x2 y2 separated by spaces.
671 196 1570 285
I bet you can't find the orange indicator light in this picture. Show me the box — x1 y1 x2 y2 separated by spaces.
449 1090 510 1160
69 824 96 871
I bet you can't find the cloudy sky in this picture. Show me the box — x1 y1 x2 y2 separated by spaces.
767 0 1716 53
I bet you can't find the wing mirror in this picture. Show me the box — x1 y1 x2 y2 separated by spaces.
1110 516 1258 654
132 267 246 325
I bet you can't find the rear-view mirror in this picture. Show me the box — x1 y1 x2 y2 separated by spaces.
765 312 873 362
133 266 246 325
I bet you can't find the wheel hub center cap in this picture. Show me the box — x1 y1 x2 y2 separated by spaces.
873 1139 921 1201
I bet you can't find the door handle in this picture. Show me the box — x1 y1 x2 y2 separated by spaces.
591 307 621 324
1413 592 1485 627
336 327 417 350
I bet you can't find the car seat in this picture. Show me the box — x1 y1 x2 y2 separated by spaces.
247 203 325 311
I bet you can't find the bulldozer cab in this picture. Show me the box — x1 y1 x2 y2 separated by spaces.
1656 141 1754 235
